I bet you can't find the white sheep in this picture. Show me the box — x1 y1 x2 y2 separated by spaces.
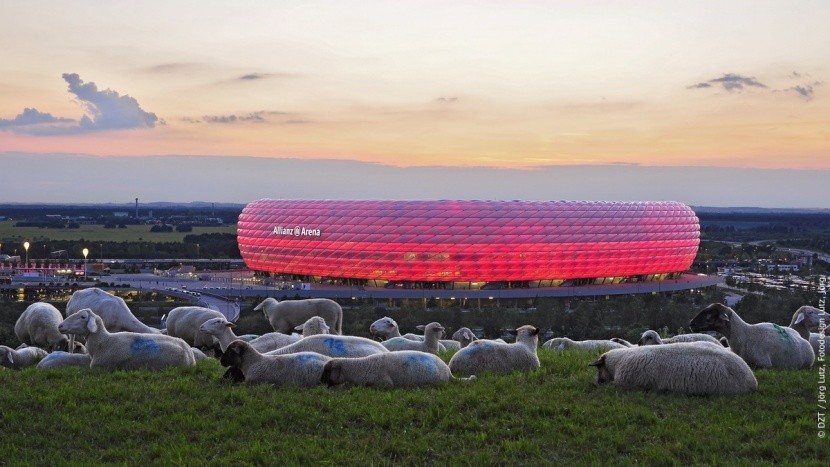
36 351 92 369
689 303 815 369
380 322 448 354
0 345 48 369
57 308 196 371
264 334 390 359
199 317 301 353
191 347 209 361
590 342 758 396
66 287 161 334
14 302 70 351
448 325 541 376
451 327 478 348
294 316 331 337
321 351 471 388
219 340 331 386
637 329 721 346
165 306 226 349
542 337 628 352
254 297 343 334
788 305 829 356
369 317 459 350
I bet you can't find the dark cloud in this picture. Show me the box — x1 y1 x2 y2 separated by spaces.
791 85 814 98
199 111 290 124
62 73 159 131
239 73 268 80
688 73 767 92
0 108 73 128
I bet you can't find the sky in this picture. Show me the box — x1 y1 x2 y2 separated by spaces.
0 1 828 206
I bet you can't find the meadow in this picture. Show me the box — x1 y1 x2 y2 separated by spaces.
0 349 826 464
0 220 237 244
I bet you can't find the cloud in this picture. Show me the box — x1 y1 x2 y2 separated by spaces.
0 108 73 128
62 73 159 131
688 73 767 92
194 110 291 124
435 97 459 103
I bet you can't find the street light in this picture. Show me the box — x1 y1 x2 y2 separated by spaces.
23 241 30 268
82 248 89 281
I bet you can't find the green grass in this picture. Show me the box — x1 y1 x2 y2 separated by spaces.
1 350 827 464
0 220 236 243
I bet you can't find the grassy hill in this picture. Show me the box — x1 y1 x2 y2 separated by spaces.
0 350 826 464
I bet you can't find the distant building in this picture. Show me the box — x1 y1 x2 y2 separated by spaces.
113 212 130 217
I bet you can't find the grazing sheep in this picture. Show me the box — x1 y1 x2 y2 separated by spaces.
0 345 48 369
265 334 389 358
689 303 814 369
165 306 226 348
14 302 70 351
448 325 540 376
254 297 343 335
66 287 161 334
381 322 447 354
637 329 721 346
610 338 634 347
36 351 92 369
199 317 300 353
369 317 460 350
590 342 757 396
58 308 196 371
542 337 627 352
788 305 829 356
220 340 331 386
321 351 470 388
294 316 331 337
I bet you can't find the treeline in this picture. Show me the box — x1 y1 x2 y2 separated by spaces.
40 233 240 260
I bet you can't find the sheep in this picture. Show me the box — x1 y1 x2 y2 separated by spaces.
294 316 331 337
0 345 48 369
689 303 815 369
321 351 472 388
610 338 634 347
66 287 161 334
264 334 390 358
448 325 540 376
451 327 478 348
219 340 331 386
191 347 209 361
164 306 226 349
14 302 70 351
788 305 829 356
542 337 628 352
637 329 721 346
36 351 92 369
57 308 196 371
369 316 460 350
380 322 447 354
254 297 343 335
199 316 301 353
590 342 757 396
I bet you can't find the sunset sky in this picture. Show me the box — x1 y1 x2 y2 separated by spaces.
1 1 828 205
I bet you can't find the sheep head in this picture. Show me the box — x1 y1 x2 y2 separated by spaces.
58 308 99 337
320 360 345 387
689 303 732 337
792 305 829 328
369 317 397 336
416 322 445 339
219 340 248 368
637 330 662 346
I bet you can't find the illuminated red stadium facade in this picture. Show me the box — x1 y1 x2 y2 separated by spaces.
237 199 700 289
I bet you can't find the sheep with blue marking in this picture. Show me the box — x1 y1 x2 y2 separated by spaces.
448 325 540 376
58 308 195 371
36 351 92 369
637 329 720 346
1 345 48 369
199 317 301 353
14 302 70 351
264 334 389 358
542 337 627 352
590 341 758 396
220 340 331 386
321 351 473 388
690 303 814 369
788 305 829 356
381 322 447 354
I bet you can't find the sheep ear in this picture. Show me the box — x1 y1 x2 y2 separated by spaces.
793 314 806 325
86 315 98 333
226 322 236 329
589 356 605 367
416 325 425 331
294 324 303 332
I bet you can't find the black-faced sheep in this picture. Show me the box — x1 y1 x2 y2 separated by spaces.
220 340 331 386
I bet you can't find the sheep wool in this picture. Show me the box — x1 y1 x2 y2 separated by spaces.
14 302 69 351
199 317 299 353
788 305 829 357
220 340 331 386
66 287 161 334
591 342 757 396
254 298 343 335
165 306 226 348
637 329 720 346
448 325 540 376
381 322 446 354
321 351 456 388
36 351 92 369
0 345 48 369
265 334 389 358
542 337 627 352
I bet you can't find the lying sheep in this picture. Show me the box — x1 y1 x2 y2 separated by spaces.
369 317 460 350
66 287 161 334
381 322 447 354
294 316 330 337
590 342 757 396
220 340 331 386
58 308 195 371
448 325 540 376
191 347 209 361
542 337 627 352
322 351 473 388
637 330 721 346
610 338 634 347
199 317 300 353
451 327 478 348
265 334 389 358
788 305 829 356
255 298 343 335
36 351 92 369
0 345 48 369
14 302 69 351
165 306 226 349
690 303 814 369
